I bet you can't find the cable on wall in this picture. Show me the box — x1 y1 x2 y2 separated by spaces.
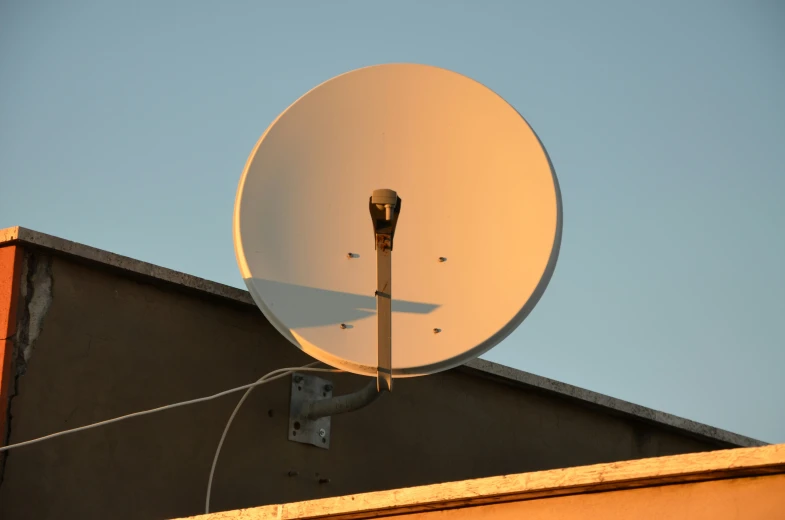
204 361 325 513
0 365 340 453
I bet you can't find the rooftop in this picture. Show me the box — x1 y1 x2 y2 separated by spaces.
0 225 765 448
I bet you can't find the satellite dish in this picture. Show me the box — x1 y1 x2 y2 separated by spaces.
234 63 562 387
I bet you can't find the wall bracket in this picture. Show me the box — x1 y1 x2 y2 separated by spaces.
288 372 333 449
288 373 383 450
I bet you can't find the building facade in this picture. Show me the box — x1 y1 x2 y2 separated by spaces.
0 227 764 519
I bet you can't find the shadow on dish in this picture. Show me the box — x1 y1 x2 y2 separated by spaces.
246 278 439 328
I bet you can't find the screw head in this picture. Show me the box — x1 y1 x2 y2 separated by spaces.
347 252 354 259
438 257 447 262
318 428 326 438
433 328 441 334
340 323 347 329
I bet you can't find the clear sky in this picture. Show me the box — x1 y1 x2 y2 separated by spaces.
1 1 783 443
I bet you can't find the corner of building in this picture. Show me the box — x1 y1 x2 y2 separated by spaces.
0 245 23 472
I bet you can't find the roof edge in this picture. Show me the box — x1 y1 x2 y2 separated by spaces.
0 226 767 448
0 226 254 305
460 358 766 448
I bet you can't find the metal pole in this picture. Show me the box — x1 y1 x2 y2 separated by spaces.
369 189 401 393
375 234 393 392
304 379 382 420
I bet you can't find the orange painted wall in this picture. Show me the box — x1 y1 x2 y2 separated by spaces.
0 245 22 443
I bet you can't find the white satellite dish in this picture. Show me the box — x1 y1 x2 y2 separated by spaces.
234 63 562 389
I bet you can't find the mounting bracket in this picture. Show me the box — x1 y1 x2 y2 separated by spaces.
288 372 333 449
369 188 401 392
288 373 383 449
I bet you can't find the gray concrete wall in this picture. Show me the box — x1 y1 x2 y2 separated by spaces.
0 249 736 520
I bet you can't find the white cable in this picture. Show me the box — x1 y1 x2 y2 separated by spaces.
0 365 339 454
204 361 324 514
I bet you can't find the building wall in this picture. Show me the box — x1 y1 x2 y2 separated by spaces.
0 247 737 519
0 246 22 450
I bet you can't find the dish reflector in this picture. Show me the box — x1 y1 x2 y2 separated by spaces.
234 63 562 377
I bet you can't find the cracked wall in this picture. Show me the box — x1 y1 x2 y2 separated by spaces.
0 247 53 486
16 250 53 367
0 249 734 520
0 246 22 454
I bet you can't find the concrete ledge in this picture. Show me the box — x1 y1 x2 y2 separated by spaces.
178 443 785 519
0 226 766 449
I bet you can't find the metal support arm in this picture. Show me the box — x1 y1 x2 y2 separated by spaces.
369 188 401 392
303 380 382 420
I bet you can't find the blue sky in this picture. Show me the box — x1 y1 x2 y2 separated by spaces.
1 1 783 443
